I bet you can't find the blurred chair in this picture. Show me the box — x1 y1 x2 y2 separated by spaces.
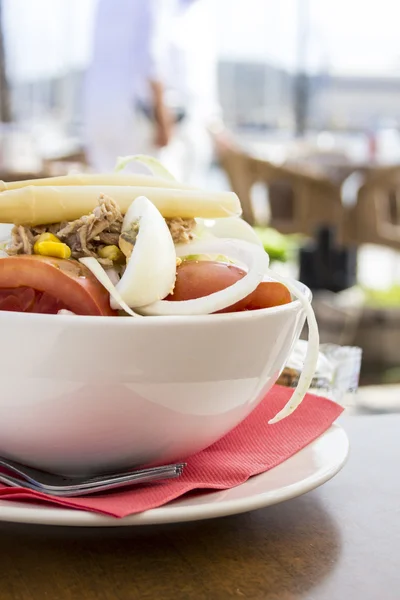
217 149 258 224
343 165 400 251
0 171 48 182
218 147 344 236
0 151 89 183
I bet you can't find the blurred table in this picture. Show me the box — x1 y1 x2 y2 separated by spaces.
0 414 398 599
351 384 400 414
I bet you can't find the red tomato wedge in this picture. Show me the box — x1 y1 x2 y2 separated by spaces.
167 261 291 312
0 256 116 316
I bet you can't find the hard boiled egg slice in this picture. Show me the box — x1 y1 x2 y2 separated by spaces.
112 195 177 309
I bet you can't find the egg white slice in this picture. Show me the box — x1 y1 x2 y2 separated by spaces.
113 195 177 309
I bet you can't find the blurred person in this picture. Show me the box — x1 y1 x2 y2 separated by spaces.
82 0 222 184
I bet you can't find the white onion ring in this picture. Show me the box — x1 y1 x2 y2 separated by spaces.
115 154 177 181
266 271 319 424
192 219 319 422
79 257 140 317
105 267 121 287
137 239 269 316
196 217 263 247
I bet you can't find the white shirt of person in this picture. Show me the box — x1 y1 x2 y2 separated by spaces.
83 0 220 123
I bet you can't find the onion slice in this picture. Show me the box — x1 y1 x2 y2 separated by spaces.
115 154 177 182
79 257 139 317
138 239 269 316
104 267 120 287
114 196 177 308
196 217 263 247
266 271 319 424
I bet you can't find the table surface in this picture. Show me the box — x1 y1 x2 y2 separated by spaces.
0 413 398 600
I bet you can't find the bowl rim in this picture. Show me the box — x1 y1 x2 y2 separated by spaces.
0 281 311 328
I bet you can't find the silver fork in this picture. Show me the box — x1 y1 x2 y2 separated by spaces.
0 457 186 497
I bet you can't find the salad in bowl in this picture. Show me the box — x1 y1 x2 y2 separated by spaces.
0 156 318 474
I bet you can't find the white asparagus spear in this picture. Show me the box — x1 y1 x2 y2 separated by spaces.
0 185 242 225
0 173 194 191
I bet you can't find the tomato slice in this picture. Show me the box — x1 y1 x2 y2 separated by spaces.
167 260 291 312
0 256 116 316
0 287 65 313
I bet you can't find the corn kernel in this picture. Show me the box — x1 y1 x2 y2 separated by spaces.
33 233 62 254
34 241 71 259
98 245 124 262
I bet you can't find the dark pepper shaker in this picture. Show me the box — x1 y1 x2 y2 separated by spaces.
299 226 356 293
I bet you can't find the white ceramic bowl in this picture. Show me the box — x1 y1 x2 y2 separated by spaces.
0 283 310 475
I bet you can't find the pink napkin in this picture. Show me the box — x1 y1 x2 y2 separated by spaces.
0 386 343 518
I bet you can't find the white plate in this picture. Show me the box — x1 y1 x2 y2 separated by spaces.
0 424 348 527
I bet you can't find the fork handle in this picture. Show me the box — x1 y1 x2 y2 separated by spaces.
0 468 182 497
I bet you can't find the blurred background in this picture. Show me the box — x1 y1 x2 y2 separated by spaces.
1 0 400 388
